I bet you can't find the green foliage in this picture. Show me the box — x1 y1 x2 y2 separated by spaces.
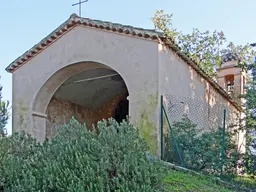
224 43 255 73
243 130 256 175
163 117 240 177
177 29 226 77
151 10 178 40
0 132 39 190
164 170 235 192
152 9 256 176
0 118 167 191
244 152 256 176
151 10 255 78
0 81 9 137
241 69 256 175
233 174 256 190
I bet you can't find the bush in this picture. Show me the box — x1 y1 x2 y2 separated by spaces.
163 116 240 177
0 118 167 191
243 132 256 176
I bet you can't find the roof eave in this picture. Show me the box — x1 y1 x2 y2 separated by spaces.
5 14 242 112
5 14 77 73
162 37 243 112
6 13 162 73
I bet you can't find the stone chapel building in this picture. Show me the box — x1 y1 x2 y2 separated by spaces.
6 14 245 154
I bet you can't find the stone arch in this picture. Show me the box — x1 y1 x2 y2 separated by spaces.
33 61 131 114
32 61 131 140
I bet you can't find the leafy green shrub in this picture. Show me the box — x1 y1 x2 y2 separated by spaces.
0 118 167 191
244 154 256 176
233 174 256 190
163 117 240 177
243 132 256 176
0 131 39 190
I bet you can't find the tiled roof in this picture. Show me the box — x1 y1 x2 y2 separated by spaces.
222 52 241 63
161 37 242 111
5 14 242 111
5 13 162 73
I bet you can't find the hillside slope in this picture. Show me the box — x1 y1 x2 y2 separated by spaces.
164 169 236 192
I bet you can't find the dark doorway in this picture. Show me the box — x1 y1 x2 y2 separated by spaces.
113 97 129 123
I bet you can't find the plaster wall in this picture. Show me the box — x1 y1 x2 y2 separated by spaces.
158 44 243 149
12 26 159 149
11 25 245 155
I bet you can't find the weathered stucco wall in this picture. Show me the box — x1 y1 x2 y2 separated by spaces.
46 94 122 138
11 23 244 156
158 43 240 116
12 25 159 153
158 44 244 150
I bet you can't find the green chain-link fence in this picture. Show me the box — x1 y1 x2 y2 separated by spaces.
160 94 241 180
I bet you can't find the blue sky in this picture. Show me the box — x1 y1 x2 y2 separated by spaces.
1 0 255 134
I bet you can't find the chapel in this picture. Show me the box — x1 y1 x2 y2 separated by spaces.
6 14 245 154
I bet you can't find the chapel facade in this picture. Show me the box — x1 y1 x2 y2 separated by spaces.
6 14 245 155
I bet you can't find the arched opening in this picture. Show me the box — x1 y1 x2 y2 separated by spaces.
37 62 129 138
225 74 234 95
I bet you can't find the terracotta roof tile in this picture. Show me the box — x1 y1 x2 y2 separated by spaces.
5 13 242 111
162 37 242 111
5 13 161 72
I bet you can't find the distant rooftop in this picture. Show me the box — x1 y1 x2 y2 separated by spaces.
222 52 241 63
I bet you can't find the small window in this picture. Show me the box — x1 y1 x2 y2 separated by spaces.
225 74 234 95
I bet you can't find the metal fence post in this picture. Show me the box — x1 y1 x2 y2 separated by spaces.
162 105 185 167
220 109 226 180
160 95 164 160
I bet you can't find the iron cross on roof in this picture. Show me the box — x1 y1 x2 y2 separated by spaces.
72 0 88 17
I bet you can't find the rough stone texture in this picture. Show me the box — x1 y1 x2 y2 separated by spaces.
46 94 124 138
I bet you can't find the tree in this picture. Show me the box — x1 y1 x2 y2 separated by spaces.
0 79 9 137
151 10 256 175
241 63 256 175
151 10 255 78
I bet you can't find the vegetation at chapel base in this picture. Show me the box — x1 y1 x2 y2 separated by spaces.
0 118 167 192
0 117 239 192
161 116 256 191
164 116 241 177
164 170 234 192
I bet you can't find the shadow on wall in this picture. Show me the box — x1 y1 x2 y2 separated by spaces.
159 45 241 137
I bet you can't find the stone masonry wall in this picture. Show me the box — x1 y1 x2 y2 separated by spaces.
45 95 123 138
